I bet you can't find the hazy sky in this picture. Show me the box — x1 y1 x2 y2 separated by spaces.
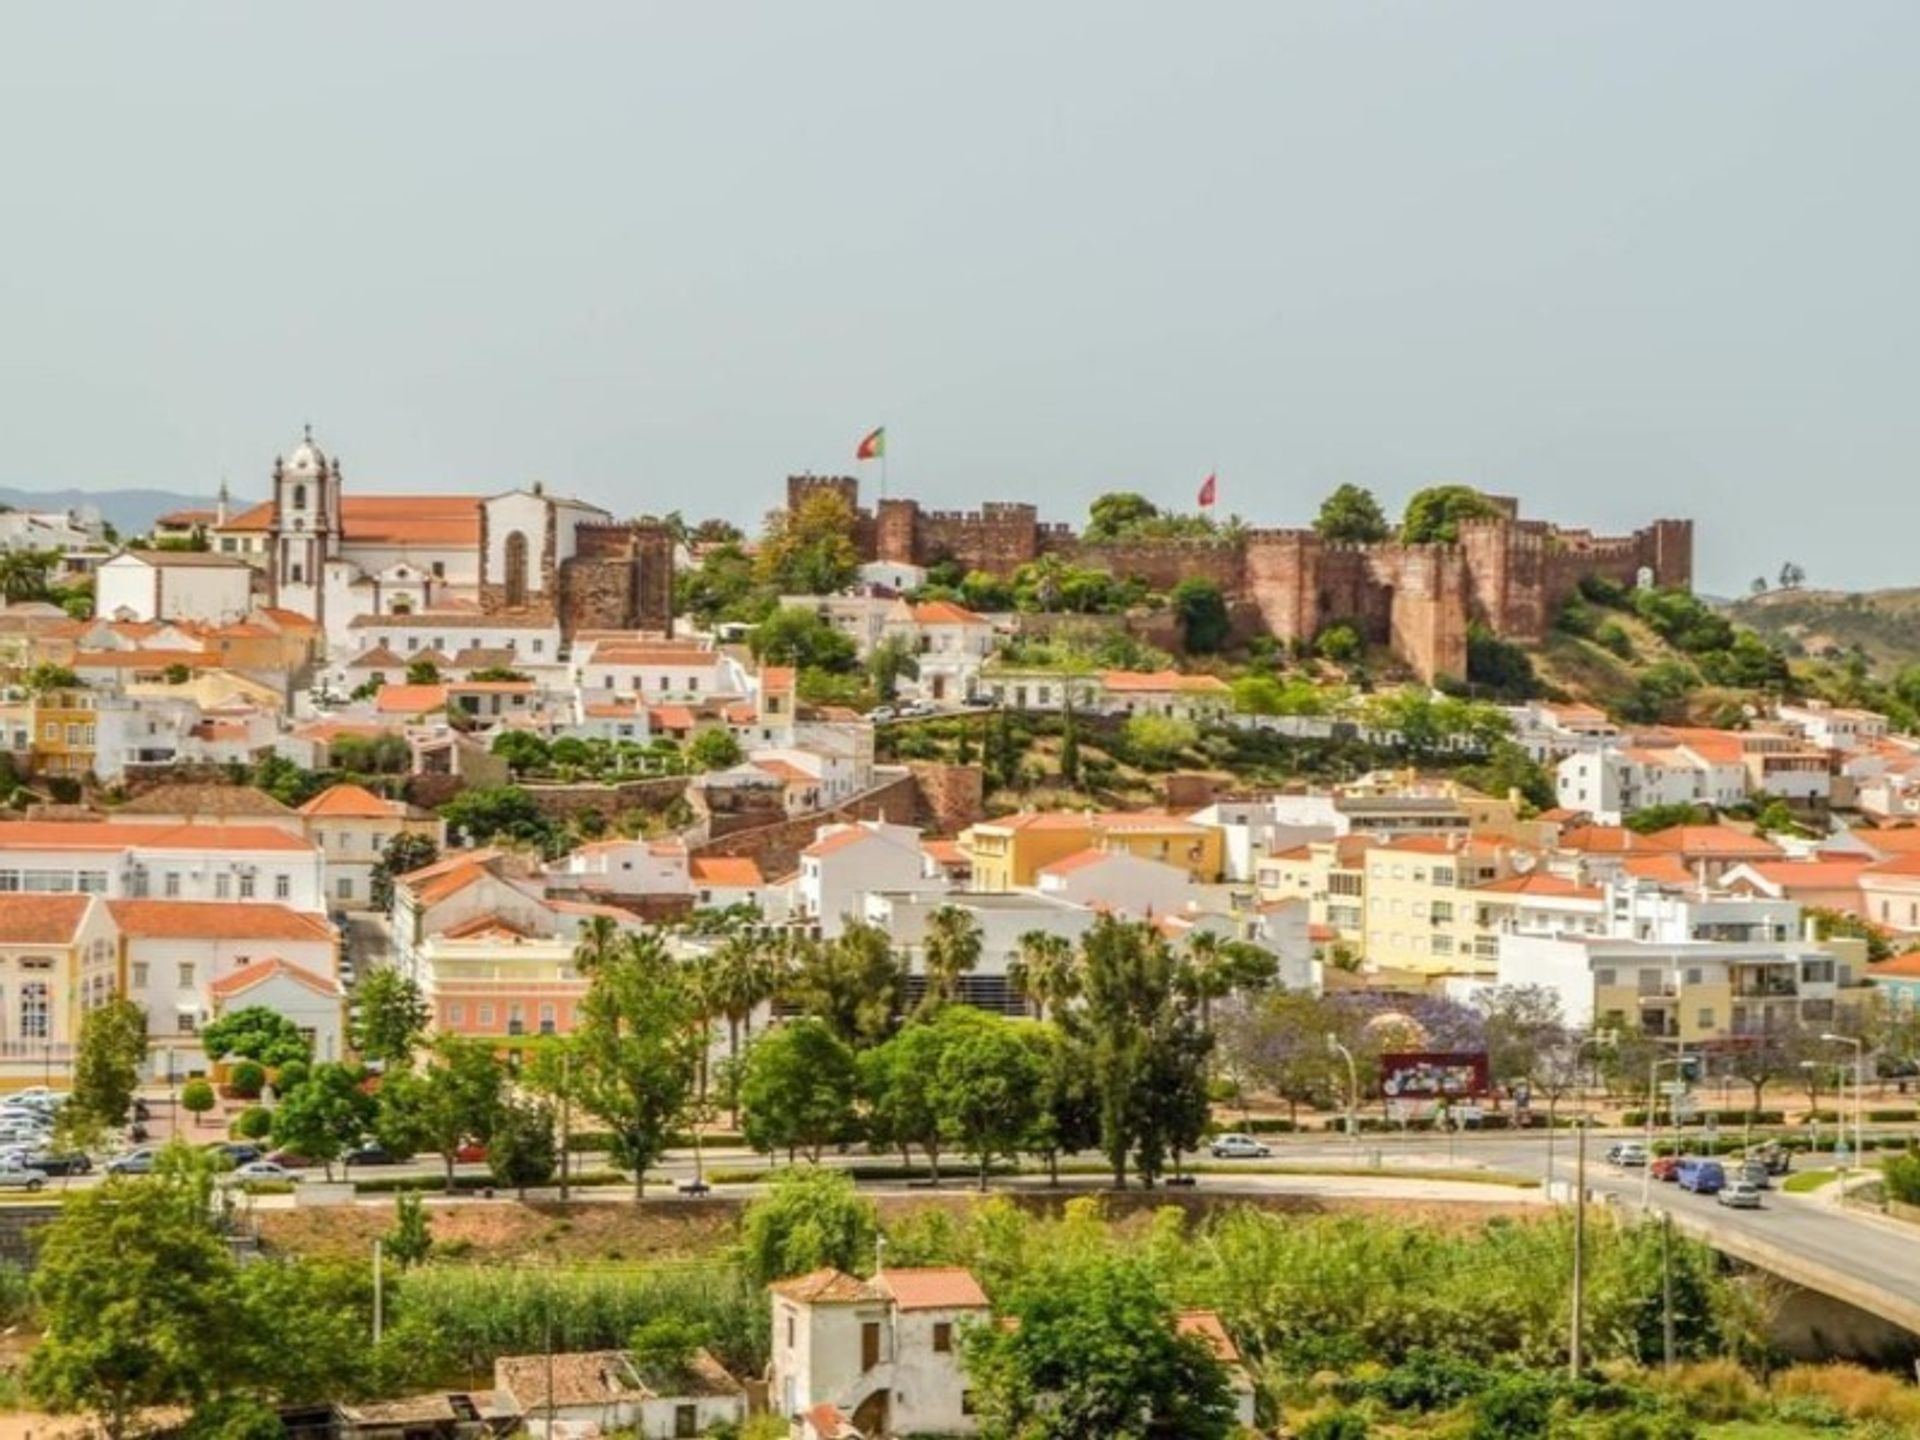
3 3 1915 592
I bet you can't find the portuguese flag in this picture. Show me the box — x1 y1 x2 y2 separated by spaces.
856 426 886 461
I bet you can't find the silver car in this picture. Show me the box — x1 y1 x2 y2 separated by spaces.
1209 1133 1274 1159
1717 1180 1764 1210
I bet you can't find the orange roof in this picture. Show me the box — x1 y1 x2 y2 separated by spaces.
1620 854 1696 885
221 494 485 544
911 600 988 627
1737 860 1870 888
1475 873 1603 901
298 783 401 819
1864 854 1920 881
1869 952 1920 979
759 666 795 689
802 826 893 859
977 811 1094 833
438 912 534 940
1038 847 1125 877
74 649 214 670
449 679 536 694
398 848 501 885
922 839 969 868
0 821 311 853
649 705 698 731
1176 1310 1243 1365
208 956 337 999
754 758 815 782
872 1267 990 1311
588 645 714 667
1558 826 1652 855
1100 669 1231 694
107 901 333 942
374 684 448 714
690 856 763 887
1094 811 1209 834
768 1268 879 1304
413 862 491 907
1644 824 1782 859
0 894 93 944
218 500 276 532
1841 828 1920 858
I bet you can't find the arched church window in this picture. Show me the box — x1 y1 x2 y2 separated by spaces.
293 484 306 510
504 531 529 608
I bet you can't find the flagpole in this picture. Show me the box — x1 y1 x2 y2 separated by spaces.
880 422 888 501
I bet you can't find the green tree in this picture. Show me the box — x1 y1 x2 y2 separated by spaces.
1122 712 1198 768
756 489 860 594
1177 931 1277 1033
1216 990 1342 1125
70 998 147 1129
487 1094 558 1199
687 726 745 771
867 634 920 701
384 1191 433 1269
24 662 79 693
200 1005 312 1068
271 1063 374 1179
180 1078 217 1128
351 967 430 1066
1083 491 1160 541
26 1170 243 1439
490 729 551 776
1025 1022 1102 1184
750 605 859 672
1064 917 1213 1187
740 1019 860 1162
1401 484 1503 544
1009 930 1078 1022
441 785 554 850
935 1012 1043 1190
405 658 441 685
738 1166 877 1288
962 1253 1236 1440
784 922 904 1047
1313 483 1392 543
919 904 984 1012
1170 578 1231 655
393 1035 505 1192
572 932 701 1197
369 831 439 912
861 1016 960 1180
1316 623 1363 664
708 933 783 1126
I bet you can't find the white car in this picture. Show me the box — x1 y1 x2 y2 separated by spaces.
0 1164 48 1192
1717 1180 1764 1210
229 1160 298 1183
1610 1142 1650 1168
1209 1133 1274 1159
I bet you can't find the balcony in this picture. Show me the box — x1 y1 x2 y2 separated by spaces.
1731 973 1798 999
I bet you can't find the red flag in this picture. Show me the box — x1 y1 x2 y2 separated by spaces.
1197 473 1217 508
856 426 886 461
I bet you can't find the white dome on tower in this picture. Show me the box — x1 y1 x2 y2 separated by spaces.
283 425 329 475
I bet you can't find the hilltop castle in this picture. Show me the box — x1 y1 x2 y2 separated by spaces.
787 476 1693 682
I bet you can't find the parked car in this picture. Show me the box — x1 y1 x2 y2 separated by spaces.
1609 1142 1649 1168
1649 1154 1683 1183
345 1143 398 1167
1717 1179 1764 1209
0 1163 48 1192
867 706 897 723
1747 1142 1793 1176
106 1148 157 1175
1738 1160 1773 1190
1209 1134 1273 1159
454 1142 488 1164
229 1160 298 1182
207 1142 262 1167
1676 1158 1726 1194
23 1152 91 1176
266 1149 317 1169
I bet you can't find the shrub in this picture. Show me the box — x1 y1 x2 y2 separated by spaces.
232 1107 273 1140
180 1078 217 1123
1771 1364 1920 1426
228 1060 267 1099
1297 1410 1370 1440
1649 1359 1763 1422
1881 1152 1920 1206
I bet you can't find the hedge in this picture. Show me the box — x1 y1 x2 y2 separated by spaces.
1622 1110 1784 1128
353 1168 640 1194
564 1130 746 1153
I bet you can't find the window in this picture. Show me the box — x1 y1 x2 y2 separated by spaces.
178 963 195 987
1595 968 1616 987
1697 1008 1715 1029
65 725 82 747
337 877 353 900
431 561 445 578
238 873 255 899
539 1002 556 1035
41 723 55 742
532 638 544 655
275 874 291 900
448 1003 464 1025
933 1321 953 1353
163 872 181 898
478 1004 495 1027
290 563 303 583
18 982 49 1042
131 962 149 989
786 1314 795 1348
1684 967 1703 986
214 873 231 899
293 483 306 509
674 1406 696 1439
507 1003 525 1035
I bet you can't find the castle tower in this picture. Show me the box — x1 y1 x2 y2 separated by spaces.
267 424 344 624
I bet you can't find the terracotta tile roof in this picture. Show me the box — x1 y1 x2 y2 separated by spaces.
298 783 401 819
0 894 92 944
759 666 796 689
448 646 518 669
690 856 763 887
1869 951 1920 979
1474 873 1603 901
1094 811 1208 834
107 901 333 942
872 1266 990 1311
412 862 491 907
0 821 311 852
374 684 449 714
493 1351 651 1409
1100 669 1232 693
1644 824 1782 859
802 826 887 858
1176 1309 1243 1364
345 645 406 669
649 705 698 732
208 956 338 999
588 644 715 667
911 600 988 626
753 758 816 782
438 912 534 940
768 1268 880 1304
74 649 214 670
921 839 969 868
1620 854 1696 885
448 679 536 694
1863 854 1920 880
804 1403 859 1440
218 500 276 532
1841 828 1920 858
348 610 555 630
115 785 293 818
1038 847 1121 877
156 508 218 528
1737 860 1871 888
1558 826 1652 855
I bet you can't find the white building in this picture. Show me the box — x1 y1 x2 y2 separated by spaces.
493 1349 745 1439
1777 701 1889 754
1033 848 1194 919
96 551 256 625
797 821 949 938
0 821 323 910
862 891 1096 1014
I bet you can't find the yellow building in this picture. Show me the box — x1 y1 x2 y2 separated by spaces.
1255 836 1368 956
31 687 97 779
962 810 1225 892
1360 835 1531 977
298 782 444 910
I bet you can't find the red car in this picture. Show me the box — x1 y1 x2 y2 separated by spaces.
1649 1154 1682 1182
266 1149 317 1169
455 1142 488 1164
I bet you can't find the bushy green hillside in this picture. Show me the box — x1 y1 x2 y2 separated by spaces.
1727 587 1920 670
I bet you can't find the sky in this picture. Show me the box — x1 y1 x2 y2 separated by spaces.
2 2 1915 594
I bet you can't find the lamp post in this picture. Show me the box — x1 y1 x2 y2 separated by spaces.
1642 1055 1690 1210
1821 1032 1865 1200
1566 1030 1613 1379
1326 1033 1359 1153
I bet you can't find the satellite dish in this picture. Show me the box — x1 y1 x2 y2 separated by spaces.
1512 853 1537 874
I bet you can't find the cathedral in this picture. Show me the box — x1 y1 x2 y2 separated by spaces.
210 428 672 658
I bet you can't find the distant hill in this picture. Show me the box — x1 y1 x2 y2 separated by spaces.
0 487 258 537
1725 587 1920 671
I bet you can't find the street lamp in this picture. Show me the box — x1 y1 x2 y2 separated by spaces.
1821 1032 1865 1196
1566 1029 1614 1379
1325 1033 1359 1153
1642 1054 1691 1210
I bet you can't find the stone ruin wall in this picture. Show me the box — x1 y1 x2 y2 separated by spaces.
784 476 1691 682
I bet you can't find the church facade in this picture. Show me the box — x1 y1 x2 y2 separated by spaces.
212 429 672 663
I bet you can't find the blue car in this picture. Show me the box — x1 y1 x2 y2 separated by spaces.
1675 1158 1726 1194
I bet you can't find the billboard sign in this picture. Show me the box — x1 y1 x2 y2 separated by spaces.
1379 1051 1491 1101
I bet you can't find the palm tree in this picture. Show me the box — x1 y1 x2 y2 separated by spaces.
1008 930 1077 1021
920 905 984 1011
708 932 781 1126
572 914 624 976
1179 931 1278 1033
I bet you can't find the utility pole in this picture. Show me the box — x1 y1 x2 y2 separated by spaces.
559 1046 572 1204
1569 1117 1588 1378
372 1238 383 1344
1661 1211 1675 1370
